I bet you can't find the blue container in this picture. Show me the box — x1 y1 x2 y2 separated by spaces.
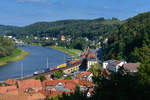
44 68 50 72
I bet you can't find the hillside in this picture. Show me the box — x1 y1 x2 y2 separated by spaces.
103 12 150 63
7 18 122 40
0 25 18 34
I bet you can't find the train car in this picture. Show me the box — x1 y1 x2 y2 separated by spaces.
54 66 58 70
78 57 83 61
57 64 67 68
76 59 81 62
69 61 75 65
50 67 53 71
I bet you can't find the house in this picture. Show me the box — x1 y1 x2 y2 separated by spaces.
17 80 42 92
103 38 108 44
0 86 17 94
42 80 77 93
123 63 140 73
34 36 38 40
61 35 65 41
87 53 97 71
0 89 45 100
5 78 17 86
87 88 94 97
103 60 127 72
41 79 95 98
75 72 93 82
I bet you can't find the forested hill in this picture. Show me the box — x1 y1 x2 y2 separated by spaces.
103 12 150 63
7 17 122 40
0 25 19 34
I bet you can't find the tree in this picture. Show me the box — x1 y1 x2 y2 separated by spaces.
64 75 72 80
35 76 46 82
53 69 63 79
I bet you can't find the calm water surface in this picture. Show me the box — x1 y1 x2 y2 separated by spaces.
0 46 69 81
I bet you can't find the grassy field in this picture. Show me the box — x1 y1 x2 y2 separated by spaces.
0 48 29 66
49 46 82 59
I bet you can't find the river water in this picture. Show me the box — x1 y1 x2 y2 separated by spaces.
0 46 70 81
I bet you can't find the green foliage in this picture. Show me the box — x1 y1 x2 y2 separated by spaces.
0 82 2 86
48 64 150 100
53 69 63 79
91 66 150 100
7 18 122 40
64 75 72 80
48 95 60 100
71 39 86 50
35 75 46 82
0 36 16 58
136 64 150 88
104 12 150 63
89 63 102 77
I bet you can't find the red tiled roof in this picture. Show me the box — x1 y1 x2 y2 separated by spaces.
17 80 42 90
41 79 95 97
79 80 95 87
42 80 77 92
76 72 92 79
0 86 17 94
88 53 96 59
5 78 17 86
40 90 64 98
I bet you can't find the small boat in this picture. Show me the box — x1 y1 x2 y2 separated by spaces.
33 70 41 75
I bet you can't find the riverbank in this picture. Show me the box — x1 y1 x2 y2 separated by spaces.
49 46 82 59
0 48 29 66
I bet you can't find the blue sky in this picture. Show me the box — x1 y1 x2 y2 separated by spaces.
0 0 150 26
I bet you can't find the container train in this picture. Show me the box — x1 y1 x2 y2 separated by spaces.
33 55 85 75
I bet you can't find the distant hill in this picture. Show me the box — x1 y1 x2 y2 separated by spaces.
0 25 19 34
7 17 123 40
103 12 150 63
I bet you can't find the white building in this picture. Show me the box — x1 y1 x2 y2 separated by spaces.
87 58 97 71
103 60 127 72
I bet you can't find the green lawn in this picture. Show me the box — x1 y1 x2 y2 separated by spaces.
49 46 82 59
0 48 29 66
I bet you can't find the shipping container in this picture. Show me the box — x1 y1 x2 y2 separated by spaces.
76 59 80 62
54 66 57 69
79 57 83 60
82 56 85 59
57 64 67 68
50 67 53 71
69 61 75 65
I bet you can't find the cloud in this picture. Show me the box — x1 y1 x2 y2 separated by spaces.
17 0 47 3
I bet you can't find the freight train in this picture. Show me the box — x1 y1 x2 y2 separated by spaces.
33 55 85 75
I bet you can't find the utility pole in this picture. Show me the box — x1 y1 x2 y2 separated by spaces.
47 57 49 69
21 62 23 82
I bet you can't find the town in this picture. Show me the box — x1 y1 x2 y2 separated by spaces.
0 35 141 100
1 1 150 99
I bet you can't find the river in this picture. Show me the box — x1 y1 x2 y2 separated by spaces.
0 46 70 81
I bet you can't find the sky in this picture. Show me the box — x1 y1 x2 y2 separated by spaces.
0 0 150 26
